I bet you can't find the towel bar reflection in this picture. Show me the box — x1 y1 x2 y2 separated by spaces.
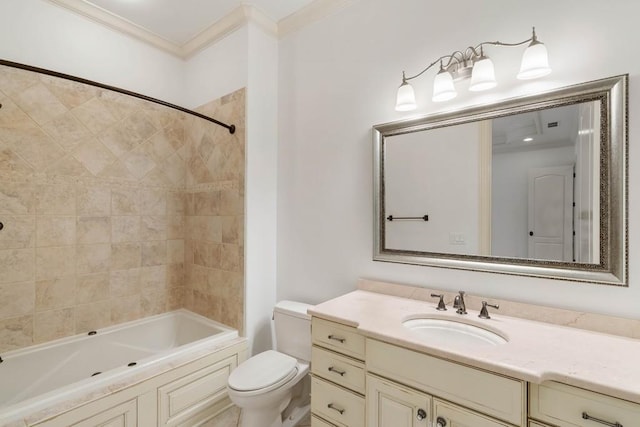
387 215 429 221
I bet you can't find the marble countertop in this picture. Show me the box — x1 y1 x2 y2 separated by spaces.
308 290 640 404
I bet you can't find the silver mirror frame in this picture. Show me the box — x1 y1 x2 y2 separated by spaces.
373 75 628 286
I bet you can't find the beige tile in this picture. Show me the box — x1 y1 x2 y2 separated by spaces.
162 153 185 187
36 216 76 247
187 155 213 185
77 216 111 244
220 244 241 272
40 75 99 110
193 191 217 215
0 282 35 319
140 265 166 292
77 186 111 216
0 248 34 283
76 273 110 304
36 183 75 215
167 263 184 288
72 139 116 176
35 276 76 311
112 188 140 215
193 241 221 269
140 189 167 215
166 192 185 215
34 308 74 343
71 97 119 135
111 242 141 270
0 65 39 97
221 216 243 245
167 240 184 264
45 154 89 177
36 246 75 281
141 290 168 317
41 111 93 152
144 131 175 163
188 216 221 242
122 147 157 180
77 244 111 274
0 96 41 147
0 315 33 353
99 122 143 158
167 215 184 239
8 129 66 170
142 241 166 266
110 269 141 298
98 160 137 181
141 215 166 241
0 215 35 249
15 83 69 125
168 287 184 310
0 183 35 214
111 216 141 243
75 300 111 332
111 295 141 324
219 190 243 215
0 146 34 177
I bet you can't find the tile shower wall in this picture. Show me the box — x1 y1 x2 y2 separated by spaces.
183 90 245 333
0 65 246 352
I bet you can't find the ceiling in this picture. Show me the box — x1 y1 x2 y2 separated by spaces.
85 0 317 45
47 0 342 58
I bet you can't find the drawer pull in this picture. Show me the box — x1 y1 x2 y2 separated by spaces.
328 366 346 376
582 412 623 427
327 334 345 343
436 416 447 427
327 403 345 415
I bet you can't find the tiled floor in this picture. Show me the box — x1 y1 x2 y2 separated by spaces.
202 406 311 427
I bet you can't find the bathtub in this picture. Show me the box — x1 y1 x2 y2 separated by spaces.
0 310 247 426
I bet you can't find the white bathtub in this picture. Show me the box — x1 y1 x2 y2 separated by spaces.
0 310 245 426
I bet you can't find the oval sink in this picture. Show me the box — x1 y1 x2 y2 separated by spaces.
403 318 507 346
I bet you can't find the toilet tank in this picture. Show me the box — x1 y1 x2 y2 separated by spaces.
273 300 313 362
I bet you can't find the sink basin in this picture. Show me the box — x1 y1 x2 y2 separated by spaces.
403 318 507 346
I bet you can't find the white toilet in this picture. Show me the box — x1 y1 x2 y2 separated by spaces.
227 301 313 427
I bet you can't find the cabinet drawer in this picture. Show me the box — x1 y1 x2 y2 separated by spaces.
312 318 365 360
434 398 512 427
312 346 365 394
529 382 640 427
529 422 549 427
312 415 338 427
312 377 365 427
366 339 524 426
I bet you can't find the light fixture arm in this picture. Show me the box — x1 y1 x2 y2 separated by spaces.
401 27 539 81
395 27 550 110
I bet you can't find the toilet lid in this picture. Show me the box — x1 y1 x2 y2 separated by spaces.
228 350 298 392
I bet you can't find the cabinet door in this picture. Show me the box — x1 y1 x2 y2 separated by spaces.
366 374 431 427
433 399 513 427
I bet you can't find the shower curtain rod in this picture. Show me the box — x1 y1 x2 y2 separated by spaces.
0 59 236 134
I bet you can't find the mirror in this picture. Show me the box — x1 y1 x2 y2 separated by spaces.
373 75 628 285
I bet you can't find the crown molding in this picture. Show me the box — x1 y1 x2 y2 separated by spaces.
278 0 358 38
46 0 183 57
46 0 356 58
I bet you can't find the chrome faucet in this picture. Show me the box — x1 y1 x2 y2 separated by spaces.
453 291 467 315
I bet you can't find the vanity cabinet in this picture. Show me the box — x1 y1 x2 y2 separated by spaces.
529 382 640 427
311 318 366 426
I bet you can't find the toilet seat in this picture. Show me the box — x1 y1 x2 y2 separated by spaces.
228 350 299 396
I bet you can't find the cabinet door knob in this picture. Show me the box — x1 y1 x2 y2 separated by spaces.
436 416 447 427
416 408 427 421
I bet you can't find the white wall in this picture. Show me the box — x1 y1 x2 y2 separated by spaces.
183 28 249 109
277 0 640 319
244 22 279 355
0 0 185 104
385 123 480 254
492 145 576 258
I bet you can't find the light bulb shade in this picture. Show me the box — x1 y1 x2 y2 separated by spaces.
432 70 457 102
395 81 417 111
469 56 497 92
518 41 551 80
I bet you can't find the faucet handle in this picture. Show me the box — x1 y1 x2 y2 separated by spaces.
478 301 499 319
430 293 447 311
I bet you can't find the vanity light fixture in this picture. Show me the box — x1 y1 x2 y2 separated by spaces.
395 27 551 111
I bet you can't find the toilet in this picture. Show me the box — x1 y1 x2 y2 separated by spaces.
227 301 312 427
